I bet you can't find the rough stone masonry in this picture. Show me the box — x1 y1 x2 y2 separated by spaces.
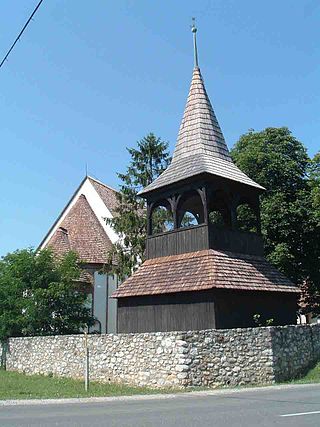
1 325 320 388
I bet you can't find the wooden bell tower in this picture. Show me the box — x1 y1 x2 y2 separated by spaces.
113 23 299 332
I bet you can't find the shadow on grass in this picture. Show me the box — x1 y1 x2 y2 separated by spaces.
282 361 320 385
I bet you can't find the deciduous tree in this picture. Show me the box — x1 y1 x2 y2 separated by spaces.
0 248 94 343
231 128 320 315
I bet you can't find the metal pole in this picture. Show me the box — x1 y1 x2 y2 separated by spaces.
84 327 89 392
191 18 199 68
85 347 89 392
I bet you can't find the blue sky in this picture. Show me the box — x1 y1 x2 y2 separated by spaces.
1 0 319 256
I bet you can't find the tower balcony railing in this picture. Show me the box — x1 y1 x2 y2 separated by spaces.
146 223 264 259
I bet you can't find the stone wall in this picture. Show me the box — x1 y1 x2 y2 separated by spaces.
183 328 274 387
2 325 320 388
271 325 320 382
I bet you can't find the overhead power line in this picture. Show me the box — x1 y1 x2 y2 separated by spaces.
0 0 44 69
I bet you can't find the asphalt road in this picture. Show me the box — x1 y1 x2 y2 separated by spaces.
1 384 320 427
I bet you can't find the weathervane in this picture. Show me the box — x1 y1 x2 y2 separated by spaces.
191 17 199 68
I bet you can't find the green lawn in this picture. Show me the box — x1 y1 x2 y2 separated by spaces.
0 369 172 400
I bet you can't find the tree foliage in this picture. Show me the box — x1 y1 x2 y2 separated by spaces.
231 128 320 314
0 248 94 342
105 133 171 280
309 152 320 226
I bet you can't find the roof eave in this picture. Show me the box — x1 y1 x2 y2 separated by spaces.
139 172 265 197
37 175 88 251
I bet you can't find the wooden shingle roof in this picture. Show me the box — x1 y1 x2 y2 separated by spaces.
88 177 118 215
140 67 264 195
47 195 113 264
112 250 299 298
174 67 231 163
39 176 119 265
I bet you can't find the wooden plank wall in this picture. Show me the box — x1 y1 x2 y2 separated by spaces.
118 289 298 333
146 225 208 259
146 224 264 259
117 291 216 333
208 225 264 256
214 289 298 329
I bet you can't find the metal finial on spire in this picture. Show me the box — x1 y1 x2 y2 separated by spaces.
191 17 198 68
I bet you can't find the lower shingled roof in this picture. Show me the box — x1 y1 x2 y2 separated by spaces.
112 250 299 298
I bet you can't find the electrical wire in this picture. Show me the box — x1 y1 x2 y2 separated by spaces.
0 0 44 69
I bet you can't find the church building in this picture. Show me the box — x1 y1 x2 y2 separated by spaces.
39 175 120 334
113 24 300 332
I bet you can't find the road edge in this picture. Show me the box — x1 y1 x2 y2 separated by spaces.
1 382 319 407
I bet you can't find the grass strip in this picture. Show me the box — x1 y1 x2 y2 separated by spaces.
0 369 173 400
1 361 320 400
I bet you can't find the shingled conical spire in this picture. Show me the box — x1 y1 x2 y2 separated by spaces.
173 66 231 163
173 19 231 163
139 24 263 195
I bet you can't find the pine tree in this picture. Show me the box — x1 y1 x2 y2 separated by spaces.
105 133 171 280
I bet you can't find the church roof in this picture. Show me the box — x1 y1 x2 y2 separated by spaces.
112 249 299 298
46 195 112 264
140 41 264 195
39 176 119 264
88 177 118 216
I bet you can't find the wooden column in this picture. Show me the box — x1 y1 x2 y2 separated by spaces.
169 196 178 230
198 186 209 225
174 194 182 228
230 194 240 230
147 202 153 236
